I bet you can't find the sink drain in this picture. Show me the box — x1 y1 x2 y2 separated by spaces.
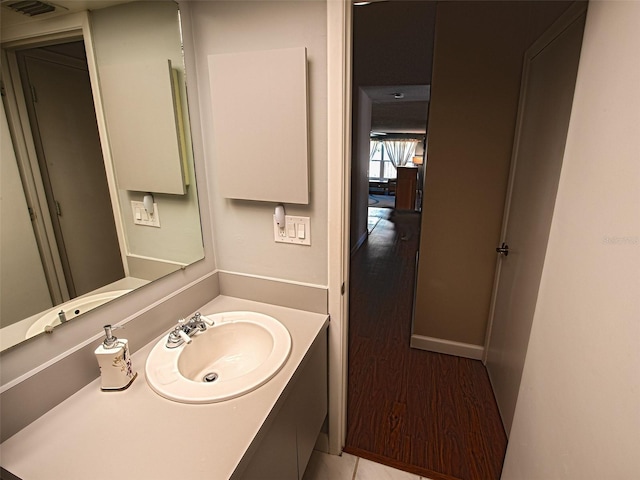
203 372 218 383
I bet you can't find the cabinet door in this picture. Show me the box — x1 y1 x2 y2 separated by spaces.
236 328 328 480
209 48 309 204
238 411 298 480
294 331 328 479
99 60 186 194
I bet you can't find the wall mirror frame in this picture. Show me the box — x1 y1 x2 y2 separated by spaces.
1 1 205 353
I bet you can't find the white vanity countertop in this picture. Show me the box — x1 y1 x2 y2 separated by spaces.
0 296 329 480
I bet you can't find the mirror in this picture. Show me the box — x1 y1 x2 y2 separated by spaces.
0 1 204 351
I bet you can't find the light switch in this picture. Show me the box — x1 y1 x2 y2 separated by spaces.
273 215 310 245
132 201 160 227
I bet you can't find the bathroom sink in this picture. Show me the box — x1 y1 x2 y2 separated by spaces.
25 289 132 339
145 311 292 404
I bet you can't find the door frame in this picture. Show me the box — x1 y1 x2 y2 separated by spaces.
16 46 96 298
2 46 68 304
326 0 352 454
482 1 588 364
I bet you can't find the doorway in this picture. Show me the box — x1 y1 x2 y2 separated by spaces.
13 41 124 300
342 1 582 479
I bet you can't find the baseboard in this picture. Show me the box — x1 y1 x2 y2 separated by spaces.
217 270 328 314
351 231 368 256
410 334 484 360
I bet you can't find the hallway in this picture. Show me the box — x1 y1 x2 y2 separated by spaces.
345 209 507 480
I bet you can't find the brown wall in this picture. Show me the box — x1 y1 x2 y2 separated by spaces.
413 1 572 346
352 1 436 88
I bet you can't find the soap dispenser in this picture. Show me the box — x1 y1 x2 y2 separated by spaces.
95 325 137 391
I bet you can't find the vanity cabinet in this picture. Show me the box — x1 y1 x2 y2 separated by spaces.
237 328 327 480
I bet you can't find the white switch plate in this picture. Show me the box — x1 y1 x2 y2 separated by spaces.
132 201 160 227
273 215 310 245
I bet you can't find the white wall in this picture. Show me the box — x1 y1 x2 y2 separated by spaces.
502 1 640 477
188 0 328 286
0 101 52 327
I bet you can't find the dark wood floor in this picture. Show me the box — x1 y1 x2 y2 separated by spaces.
345 209 507 480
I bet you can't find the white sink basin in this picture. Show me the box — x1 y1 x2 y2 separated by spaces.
145 311 292 404
26 289 132 339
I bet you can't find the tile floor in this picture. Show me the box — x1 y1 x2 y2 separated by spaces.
302 450 433 480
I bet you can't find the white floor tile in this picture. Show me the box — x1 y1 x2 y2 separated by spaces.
355 458 421 480
302 450 358 480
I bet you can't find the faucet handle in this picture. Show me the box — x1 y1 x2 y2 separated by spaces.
167 324 190 347
177 329 192 345
190 312 207 325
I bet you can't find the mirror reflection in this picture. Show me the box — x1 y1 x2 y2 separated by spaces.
1 1 204 351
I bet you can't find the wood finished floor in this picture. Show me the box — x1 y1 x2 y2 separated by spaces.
345 209 507 480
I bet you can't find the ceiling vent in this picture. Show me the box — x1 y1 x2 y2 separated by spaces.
5 1 58 16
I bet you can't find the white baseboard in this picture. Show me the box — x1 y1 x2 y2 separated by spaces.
410 334 484 360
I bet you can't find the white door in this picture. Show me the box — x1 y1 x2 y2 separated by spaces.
485 6 586 435
21 48 124 297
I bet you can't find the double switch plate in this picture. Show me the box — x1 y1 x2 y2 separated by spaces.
131 201 160 227
273 215 311 245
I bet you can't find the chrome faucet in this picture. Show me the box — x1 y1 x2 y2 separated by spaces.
166 312 209 348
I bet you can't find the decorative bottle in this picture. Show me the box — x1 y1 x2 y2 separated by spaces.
94 325 137 391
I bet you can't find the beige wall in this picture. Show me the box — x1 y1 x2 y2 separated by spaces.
189 0 328 286
413 1 571 347
502 1 640 477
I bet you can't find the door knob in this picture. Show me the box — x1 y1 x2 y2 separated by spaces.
496 242 509 256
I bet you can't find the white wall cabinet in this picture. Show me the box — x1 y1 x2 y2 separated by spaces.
208 47 310 204
92 1 188 195
98 60 187 194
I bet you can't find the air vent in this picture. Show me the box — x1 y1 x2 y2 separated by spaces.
7 1 56 16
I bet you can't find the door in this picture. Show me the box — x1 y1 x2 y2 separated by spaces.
19 46 124 297
1 101 53 327
485 7 586 435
